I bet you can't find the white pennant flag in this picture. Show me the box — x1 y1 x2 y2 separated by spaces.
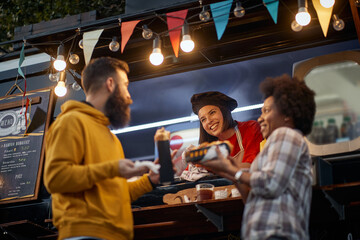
83 29 104 65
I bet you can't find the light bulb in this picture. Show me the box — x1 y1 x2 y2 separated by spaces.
79 39 83 49
149 48 164 66
332 14 345 31
72 82 81 91
234 2 245 18
109 37 120 52
199 7 211 22
291 20 303 32
49 72 60 82
296 7 311 26
149 38 164 66
180 35 195 52
54 55 66 71
69 53 79 65
142 25 153 40
54 44 67 71
320 0 335 8
355 0 360 7
180 24 195 53
55 81 67 97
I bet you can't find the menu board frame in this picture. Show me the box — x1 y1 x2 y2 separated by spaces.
0 87 56 204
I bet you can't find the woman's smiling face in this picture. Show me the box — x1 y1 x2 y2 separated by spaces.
258 96 288 139
198 105 224 138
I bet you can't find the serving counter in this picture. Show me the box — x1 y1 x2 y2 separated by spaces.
133 197 244 239
1 177 360 239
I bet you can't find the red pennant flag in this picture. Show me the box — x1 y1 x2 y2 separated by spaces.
166 9 188 58
121 20 141 53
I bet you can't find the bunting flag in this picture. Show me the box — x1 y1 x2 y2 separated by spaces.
18 43 28 119
166 9 188 58
210 0 232 40
121 20 141 53
312 0 333 37
263 0 279 24
18 43 25 79
83 29 104 65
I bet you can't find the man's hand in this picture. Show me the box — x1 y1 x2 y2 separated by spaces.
118 159 149 179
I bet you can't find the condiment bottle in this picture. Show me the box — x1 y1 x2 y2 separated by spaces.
325 118 338 143
154 127 174 185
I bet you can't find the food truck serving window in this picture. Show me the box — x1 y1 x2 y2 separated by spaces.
293 50 360 156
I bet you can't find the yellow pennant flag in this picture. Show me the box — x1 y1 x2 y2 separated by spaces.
312 0 334 37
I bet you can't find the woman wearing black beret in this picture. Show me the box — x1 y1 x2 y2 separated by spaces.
180 91 263 181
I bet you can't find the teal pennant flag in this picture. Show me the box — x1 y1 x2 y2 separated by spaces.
264 0 279 24
210 0 232 40
18 43 25 78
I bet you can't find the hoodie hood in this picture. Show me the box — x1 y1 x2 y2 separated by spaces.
58 100 110 126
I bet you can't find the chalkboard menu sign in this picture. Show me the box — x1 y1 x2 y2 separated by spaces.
0 88 55 204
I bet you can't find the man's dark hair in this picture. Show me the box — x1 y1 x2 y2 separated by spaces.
199 105 237 144
260 74 316 135
81 57 129 94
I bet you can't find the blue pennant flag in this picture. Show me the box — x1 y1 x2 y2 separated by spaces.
18 43 25 78
210 0 233 40
264 0 279 24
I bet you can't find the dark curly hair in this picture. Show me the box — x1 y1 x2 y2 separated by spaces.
260 74 316 135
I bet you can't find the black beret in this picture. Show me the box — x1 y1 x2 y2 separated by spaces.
191 91 238 115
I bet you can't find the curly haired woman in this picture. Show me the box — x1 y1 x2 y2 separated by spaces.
200 74 316 240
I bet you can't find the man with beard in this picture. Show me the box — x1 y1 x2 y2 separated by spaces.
44 57 160 240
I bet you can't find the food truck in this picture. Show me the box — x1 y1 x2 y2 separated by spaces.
0 0 360 239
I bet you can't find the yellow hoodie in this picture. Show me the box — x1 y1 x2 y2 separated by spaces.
44 100 153 240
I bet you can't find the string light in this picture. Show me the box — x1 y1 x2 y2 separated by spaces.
49 72 60 82
142 25 153 40
233 1 245 18
20 0 346 73
291 20 303 32
320 0 335 8
149 37 164 66
72 82 82 91
109 36 120 52
78 39 84 49
69 53 80 64
296 0 311 26
332 14 345 31
180 24 195 52
53 44 66 71
199 6 211 22
54 71 67 97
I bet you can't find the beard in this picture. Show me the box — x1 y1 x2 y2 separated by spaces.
104 86 132 129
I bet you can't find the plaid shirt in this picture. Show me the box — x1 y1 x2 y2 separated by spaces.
242 127 312 240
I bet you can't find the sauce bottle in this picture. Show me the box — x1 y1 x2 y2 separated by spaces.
154 127 174 185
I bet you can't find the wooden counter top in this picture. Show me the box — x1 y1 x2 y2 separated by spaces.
133 197 244 239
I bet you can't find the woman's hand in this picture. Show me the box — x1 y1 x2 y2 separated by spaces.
181 144 196 164
198 146 238 181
